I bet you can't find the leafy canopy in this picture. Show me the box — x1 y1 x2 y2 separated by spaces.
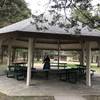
0 0 31 28
32 0 100 32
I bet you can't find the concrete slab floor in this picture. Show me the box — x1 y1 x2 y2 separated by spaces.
0 75 100 100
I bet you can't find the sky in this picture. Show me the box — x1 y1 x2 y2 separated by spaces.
25 0 49 15
25 0 100 15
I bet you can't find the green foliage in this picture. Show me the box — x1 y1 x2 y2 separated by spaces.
0 0 31 28
31 14 49 31
72 9 93 27
49 0 100 29
71 1 100 29
32 0 100 31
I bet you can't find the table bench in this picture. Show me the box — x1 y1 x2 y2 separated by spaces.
7 65 27 80
50 63 67 69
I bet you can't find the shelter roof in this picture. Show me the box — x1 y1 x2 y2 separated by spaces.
0 17 100 38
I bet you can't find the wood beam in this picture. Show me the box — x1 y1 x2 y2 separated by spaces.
97 42 100 67
57 40 60 69
26 38 33 86
32 39 35 68
80 42 85 65
86 41 91 87
7 42 12 66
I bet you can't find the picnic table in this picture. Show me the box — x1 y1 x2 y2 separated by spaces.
12 61 27 66
31 68 49 79
7 63 27 80
59 67 78 83
59 64 95 83
50 62 67 69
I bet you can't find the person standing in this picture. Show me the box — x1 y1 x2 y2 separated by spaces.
43 55 50 70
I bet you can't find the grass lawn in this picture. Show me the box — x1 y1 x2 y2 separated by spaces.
67 63 100 73
91 66 100 74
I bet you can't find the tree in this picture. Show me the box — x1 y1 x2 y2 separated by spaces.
32 0 100 32
71 2 100 29
0 0 31 28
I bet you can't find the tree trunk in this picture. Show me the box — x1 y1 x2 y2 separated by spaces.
0 47 3 64
12 48 16 62
97 55 100 67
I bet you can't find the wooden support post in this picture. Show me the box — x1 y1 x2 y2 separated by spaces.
80 42 85 65
0 40 2 63
12 48 16 62
26 38 33 86
97 42 100 67
0 47 3 64
32 40 35 68
58 40 60 69
7 43 12 66
86 42 91 87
